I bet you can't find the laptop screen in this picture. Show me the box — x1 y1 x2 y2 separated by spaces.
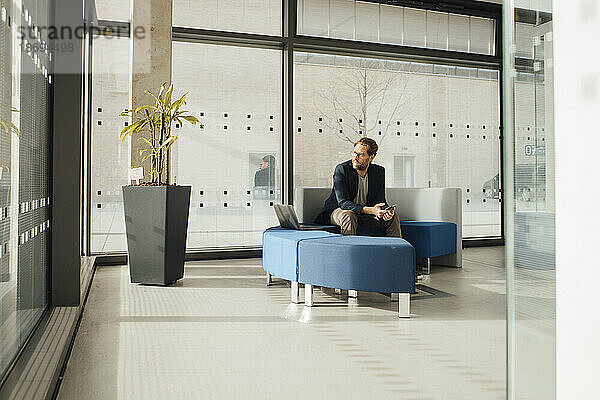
273 204 301 229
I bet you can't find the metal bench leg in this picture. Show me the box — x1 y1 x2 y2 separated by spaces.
425 258 431 275
305 284 313 307
398 293 410 318
291 281 300 304
348 290 358 298
266 273 272 286
389 293 399 301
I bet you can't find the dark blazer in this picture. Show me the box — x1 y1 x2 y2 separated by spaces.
315 160 388 224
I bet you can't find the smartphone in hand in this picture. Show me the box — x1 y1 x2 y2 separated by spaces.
384 204 396 211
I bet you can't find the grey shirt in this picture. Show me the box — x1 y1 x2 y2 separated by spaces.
353 173 368 206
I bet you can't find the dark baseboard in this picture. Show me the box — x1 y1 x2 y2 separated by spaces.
463 237 505 247
95 248 263 267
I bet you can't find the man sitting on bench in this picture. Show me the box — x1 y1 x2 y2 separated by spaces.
315 137 401 237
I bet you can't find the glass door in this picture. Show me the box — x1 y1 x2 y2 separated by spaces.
504 1 556 398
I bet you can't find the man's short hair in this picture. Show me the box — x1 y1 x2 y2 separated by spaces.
262 154 276 166
354 137 378 156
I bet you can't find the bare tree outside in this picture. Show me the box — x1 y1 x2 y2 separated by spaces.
299 55 413 144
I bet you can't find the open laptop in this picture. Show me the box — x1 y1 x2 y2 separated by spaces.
273 204 324 230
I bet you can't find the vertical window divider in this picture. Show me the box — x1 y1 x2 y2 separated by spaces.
446 13 450 51
468 16 472 53
378 3 381 43
283 0 296 205
85 31 93 257
327 0 331 37
424 8 428 48
353 0 356 41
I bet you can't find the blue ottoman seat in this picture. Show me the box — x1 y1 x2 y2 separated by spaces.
262 228 340 281
400 221 457 274
298 236 415 295
400 221 457 258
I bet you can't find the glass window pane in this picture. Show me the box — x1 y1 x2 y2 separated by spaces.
1 0 51 381
506 5 555 399
294 53 500 237
173 0 282 36
515 22 534 58
90 36 131 253
449 14 469 52
172 43 282 249
355 1 379 42
380 4 403 45
470 16 492 54
427 11 448 50
403 7 426 48
330 0 355 40
300 0 329 37
95 0 131 22
298 1 496 56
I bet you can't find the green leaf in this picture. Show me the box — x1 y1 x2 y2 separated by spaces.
164 84 174 111
138 137 155 148
169 93 188 114
144 89 161 105
134 105 156 113
180 115 200 125
120 124 135 137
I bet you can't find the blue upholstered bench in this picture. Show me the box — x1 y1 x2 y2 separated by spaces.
262 228 415 318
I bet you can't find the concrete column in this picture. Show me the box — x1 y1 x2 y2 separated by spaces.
130 0 173 182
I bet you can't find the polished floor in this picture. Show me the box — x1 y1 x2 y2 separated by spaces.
58 247 507 400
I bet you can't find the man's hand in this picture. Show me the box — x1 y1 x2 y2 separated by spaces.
365 203 388 220
363 203 396 220
382 207 394 221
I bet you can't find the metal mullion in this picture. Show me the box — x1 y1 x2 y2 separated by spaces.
499 68 505 241
283 0 296 205
359 0 501 20
377 3 381 43
293 35 501 69
172 27 285 50
468 15 471 53
353 0 356 41
328 0 331 37
84 32 93 256
446 12 450 51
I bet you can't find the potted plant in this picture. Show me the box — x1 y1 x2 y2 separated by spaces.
119 83 201 285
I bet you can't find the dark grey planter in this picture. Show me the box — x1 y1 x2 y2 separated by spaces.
122 185 191 285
